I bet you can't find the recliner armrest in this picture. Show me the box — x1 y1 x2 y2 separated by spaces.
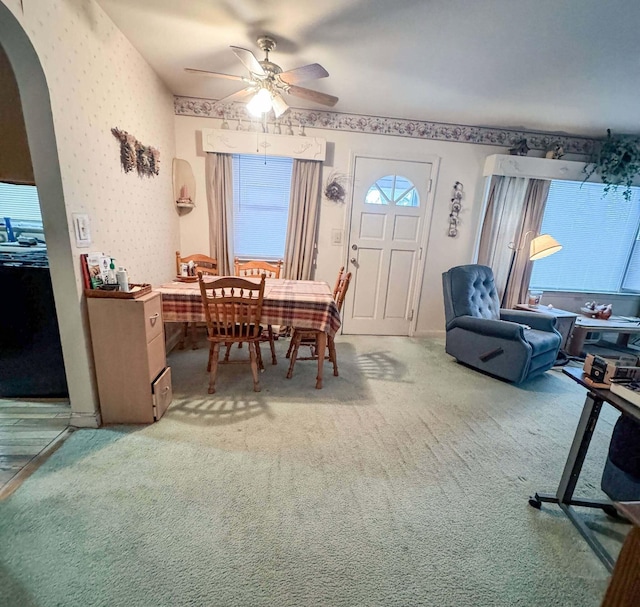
500 309 557 332
448 316 524 340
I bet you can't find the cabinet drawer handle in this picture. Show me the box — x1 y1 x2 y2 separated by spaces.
161 386 170 394
149 313 160 326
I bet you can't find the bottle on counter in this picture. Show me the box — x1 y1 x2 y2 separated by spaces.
116 267 129 292
107 258 117 284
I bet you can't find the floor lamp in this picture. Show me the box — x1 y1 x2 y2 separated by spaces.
505 231 568 364
502 231 562 308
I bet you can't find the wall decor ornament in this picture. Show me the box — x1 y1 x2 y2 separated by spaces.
448 182 463 237
545 143 565 159
324 172 348 203
509 139 530 156
111 128 160 177
583 129 640 201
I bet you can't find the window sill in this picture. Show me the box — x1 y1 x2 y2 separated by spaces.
532 290 640 298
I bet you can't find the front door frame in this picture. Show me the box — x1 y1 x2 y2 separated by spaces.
341 150 441 336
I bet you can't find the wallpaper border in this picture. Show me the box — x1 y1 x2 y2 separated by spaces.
174 96 597 156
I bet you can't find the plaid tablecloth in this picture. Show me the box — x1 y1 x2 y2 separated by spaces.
157 278 342 337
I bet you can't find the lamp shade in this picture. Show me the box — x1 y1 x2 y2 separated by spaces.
247 88 273 117
529 233 562 261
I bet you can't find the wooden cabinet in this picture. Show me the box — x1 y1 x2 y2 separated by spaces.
87 291 172 424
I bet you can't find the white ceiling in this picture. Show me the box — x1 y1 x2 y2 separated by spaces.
97 0 640 138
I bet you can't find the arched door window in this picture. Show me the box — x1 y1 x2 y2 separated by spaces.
364 175 420 207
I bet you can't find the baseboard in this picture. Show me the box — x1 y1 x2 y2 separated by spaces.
414 330 446 338
70 411 101 428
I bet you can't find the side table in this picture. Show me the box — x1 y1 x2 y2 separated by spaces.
515 303 577 351
567 315 640 357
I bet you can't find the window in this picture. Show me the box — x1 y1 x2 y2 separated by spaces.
529 180 640 293
232 154 293 260
365 175 419 207
0 182 44 243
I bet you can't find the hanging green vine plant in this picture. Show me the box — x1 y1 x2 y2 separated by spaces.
584 129 640 201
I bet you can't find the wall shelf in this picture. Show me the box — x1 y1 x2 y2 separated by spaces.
172 158 196 213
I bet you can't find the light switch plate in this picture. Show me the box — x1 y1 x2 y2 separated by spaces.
331 229 343 245
72 213 91 248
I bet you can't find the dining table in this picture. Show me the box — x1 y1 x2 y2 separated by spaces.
156 278 342 388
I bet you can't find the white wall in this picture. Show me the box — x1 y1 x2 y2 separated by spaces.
0 0 179 425
175 115 506 335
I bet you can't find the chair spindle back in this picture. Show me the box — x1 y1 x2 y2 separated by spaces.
197 274 265 341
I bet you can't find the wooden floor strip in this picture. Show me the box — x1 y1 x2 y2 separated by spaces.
0 427 74 500
0 400 72 496
0 402 71 409
0 412 71 419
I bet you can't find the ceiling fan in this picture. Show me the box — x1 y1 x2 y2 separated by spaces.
185 36 338 118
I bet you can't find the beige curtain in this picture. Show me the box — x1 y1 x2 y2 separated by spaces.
283 159 321 280
503 179 551 309
477 176 529 298
477 176 550 308
205 153 234 275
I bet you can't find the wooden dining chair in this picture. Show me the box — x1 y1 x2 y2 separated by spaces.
225 258 283 366
175 251 218 349
198 273 266 394
286 269 352 387
176 251 218 276
234 258 283 280
286 265 345 360
332 265 346 300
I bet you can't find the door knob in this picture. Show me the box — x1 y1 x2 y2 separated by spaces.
351 244 358 250
350 258 357 264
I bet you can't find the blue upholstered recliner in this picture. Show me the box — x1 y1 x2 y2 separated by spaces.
442 264 561 383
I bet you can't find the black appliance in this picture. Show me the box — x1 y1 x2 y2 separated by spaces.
0 247 68 397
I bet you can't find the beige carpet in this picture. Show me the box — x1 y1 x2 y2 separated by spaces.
0 336 624 606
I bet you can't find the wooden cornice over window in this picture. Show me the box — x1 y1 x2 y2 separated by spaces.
202 128 326 161
483 154 590 182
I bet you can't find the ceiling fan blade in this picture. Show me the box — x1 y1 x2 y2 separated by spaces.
286 85 338 107
230 46 265 76
279 63 329 85
271 92 289 118
215 87 256 104
184 68 246 82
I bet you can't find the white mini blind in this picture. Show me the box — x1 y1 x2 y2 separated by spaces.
232 154 293 260
530 180 640 293
0 182 42 222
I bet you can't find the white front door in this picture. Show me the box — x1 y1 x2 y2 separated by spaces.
343 156 432 335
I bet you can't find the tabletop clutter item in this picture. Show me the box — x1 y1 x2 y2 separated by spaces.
581 300 613 319
582 353 640 388
81 252 138 295
528 290 543 306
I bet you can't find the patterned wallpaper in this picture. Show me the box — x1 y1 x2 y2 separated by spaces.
1 0 178 421
5 0 178 288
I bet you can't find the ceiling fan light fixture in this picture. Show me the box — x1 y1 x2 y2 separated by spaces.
247 88 273 117
186 36 338 114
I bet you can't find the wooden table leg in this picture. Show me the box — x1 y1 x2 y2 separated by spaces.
567 326 587 357
315 331 326 389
